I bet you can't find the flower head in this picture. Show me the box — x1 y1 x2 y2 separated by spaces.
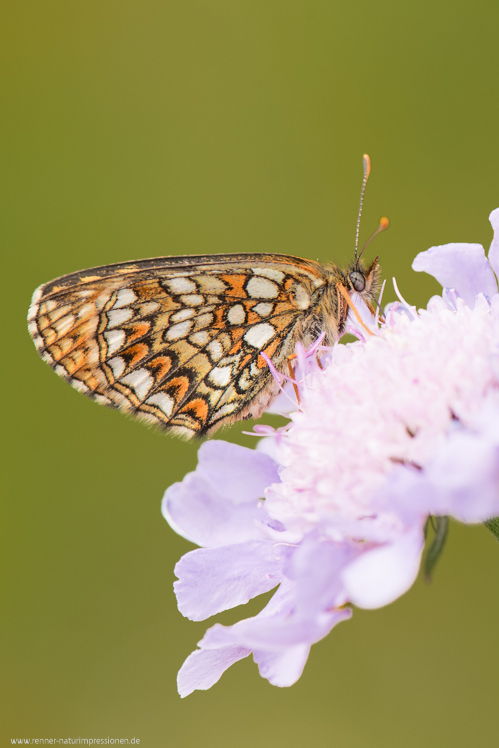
163 208 499 696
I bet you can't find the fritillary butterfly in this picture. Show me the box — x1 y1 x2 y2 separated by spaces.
27 157 384 438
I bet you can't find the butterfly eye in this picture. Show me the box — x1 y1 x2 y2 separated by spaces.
349 271 366 293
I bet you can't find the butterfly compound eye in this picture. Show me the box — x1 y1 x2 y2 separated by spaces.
349 271 366 292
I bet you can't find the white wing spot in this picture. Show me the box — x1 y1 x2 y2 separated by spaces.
291 284 311 310
238 369 252 391
140 301 160 316
108 356 126 379
146 392 174 416
207 340 224 361
70 379 89 394
253 302 273 317
171 308 195 323
193 275 227 293
55 364 68 378
180 294 204 307
115 289 137 308
121 369 154 401
214 402 237 418
94 394 111 405
54 315 75 337
246 277 279 299
227 304 246 325
107 308 133 328
165 277 196 294
208 366 233 387
244 323 275 348
78 303 96 320
193 313 214 331
189 330 210 346
105 329 126 355
166 320 193 341
253 268 285 282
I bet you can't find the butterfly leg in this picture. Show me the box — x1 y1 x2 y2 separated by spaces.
362 296 386 323
287 354 300 404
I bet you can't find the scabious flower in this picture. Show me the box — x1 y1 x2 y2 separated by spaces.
163 208 499 697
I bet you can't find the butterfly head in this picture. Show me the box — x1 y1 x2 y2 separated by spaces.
346 255 381 298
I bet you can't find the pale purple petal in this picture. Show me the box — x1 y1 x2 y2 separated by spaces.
488 208 499 279
174 540 287 621
424 429 499 522
291 535 355 614
265 383 298 415
341 529 424 609
177 645 250 698
412 243 497 306
200 582 296 649
222 608 351 649
253 645 310 687
181 579 351 690
379 466 436 525
201 579 352 650
196 441 280 502
162 441 280 547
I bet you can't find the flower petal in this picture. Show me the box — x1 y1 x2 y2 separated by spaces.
488 208 499 279
291 535 355 615
412 243 497 306
162 441 280 547
253 645 310 687
177 645 250 698
341 529 424 609
224 608 351 649
424 429 499 522
201 577 351 650
174 540 287 621
188 580 350 689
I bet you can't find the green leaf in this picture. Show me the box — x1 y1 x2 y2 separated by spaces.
424 516 449 582
484 517 499 542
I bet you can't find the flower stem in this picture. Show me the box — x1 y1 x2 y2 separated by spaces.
424 516 449 581
484 517 499 542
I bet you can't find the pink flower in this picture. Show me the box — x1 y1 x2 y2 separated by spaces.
163 208 499 696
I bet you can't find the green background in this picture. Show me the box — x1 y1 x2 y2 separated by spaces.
2 1 499 745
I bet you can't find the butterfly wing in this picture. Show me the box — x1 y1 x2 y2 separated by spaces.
28 253 329 437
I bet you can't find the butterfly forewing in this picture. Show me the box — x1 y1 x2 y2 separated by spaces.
28 253 330 437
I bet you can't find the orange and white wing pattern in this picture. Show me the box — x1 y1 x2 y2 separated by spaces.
28 253 330 437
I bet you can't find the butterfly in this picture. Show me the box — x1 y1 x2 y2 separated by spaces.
27 156 386 438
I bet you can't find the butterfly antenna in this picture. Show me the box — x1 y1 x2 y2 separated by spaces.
354 154 371 261
357 216 390 262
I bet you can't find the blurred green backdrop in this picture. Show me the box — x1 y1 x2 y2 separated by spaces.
2 0 499 745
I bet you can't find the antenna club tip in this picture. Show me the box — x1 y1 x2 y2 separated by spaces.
362 154 371 178
380 216 390 229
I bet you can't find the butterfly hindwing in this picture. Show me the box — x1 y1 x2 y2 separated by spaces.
28 253 328 437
